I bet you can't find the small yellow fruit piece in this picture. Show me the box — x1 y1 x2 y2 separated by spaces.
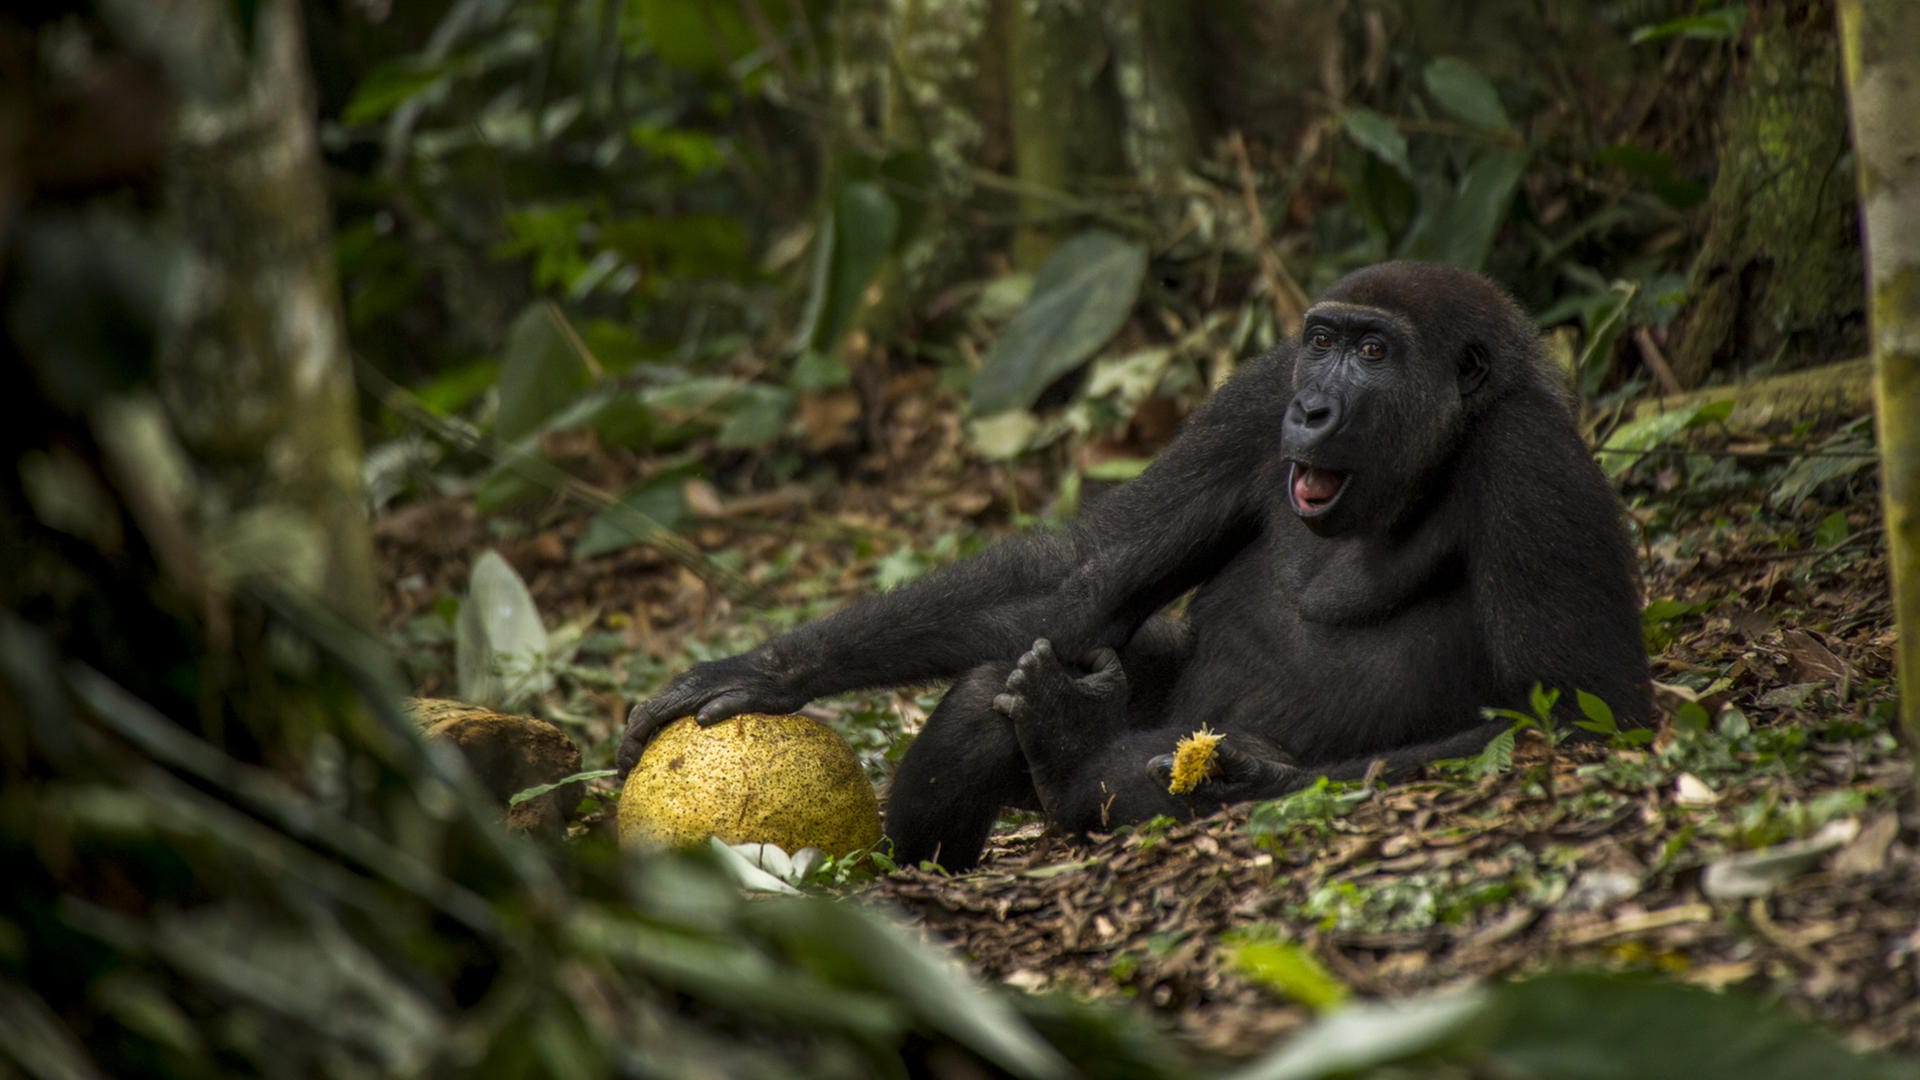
619 713 882 857
1167 725 1223 794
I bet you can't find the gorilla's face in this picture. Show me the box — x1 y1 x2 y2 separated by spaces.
1281 300 1466 535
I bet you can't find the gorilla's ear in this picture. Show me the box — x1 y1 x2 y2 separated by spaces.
1458 343 1490 396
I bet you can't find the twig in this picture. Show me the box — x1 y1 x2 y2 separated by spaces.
1634 326 1683 396
1227 130 1309 335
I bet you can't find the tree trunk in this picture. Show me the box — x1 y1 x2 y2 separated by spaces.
1670 0 1864 387
1837 0 1920 768
161 0 377 632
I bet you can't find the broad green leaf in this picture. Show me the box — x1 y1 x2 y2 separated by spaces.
1597 400 1733 478
716 384 793 448
1490 973 1906 1080
1225 933 1349 1011
495 303 592 443
575 475 689 561
1770 429 1876 509
750 901 1072 1080
1399 148 1528 270
1341 109 1411 177
1422 57 1512 133
790 182 901 381
456 551 550 708
1229 988 1493 1080
477 388 655 510
970 231 1148 414
642 378 792 450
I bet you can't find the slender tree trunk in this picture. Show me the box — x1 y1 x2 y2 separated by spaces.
1837 0 1920 769
161 0 377 629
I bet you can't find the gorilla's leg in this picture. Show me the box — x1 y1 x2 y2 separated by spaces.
994 640 1131 821
887 617 1196 869
884 662 1034 871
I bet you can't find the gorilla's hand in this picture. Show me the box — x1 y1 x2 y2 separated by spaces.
617 650 808 775
1147 739 1305 802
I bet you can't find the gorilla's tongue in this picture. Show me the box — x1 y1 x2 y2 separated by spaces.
1292 465 1345 511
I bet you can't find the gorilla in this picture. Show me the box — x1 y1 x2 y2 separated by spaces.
618 262 1651 870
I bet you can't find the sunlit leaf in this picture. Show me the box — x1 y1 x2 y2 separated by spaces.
456 550 550 707
970 231 1147 414
1597 400 1733 478
1225 932 1350 1011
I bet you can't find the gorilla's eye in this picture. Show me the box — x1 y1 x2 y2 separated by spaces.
1309 330 1334 350
1359 339 1386 360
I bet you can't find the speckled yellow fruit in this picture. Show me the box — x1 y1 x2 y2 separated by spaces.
618 714 881 856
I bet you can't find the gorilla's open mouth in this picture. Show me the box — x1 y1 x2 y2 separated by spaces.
1288 461 1348 517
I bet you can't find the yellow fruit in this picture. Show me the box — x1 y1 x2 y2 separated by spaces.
618 713 882 856
1166 725 1223 794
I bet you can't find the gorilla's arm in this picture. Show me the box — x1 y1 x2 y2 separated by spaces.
617 352 1290 772
1465 396 1653 727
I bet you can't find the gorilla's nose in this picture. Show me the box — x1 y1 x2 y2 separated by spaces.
1284 390 1341 446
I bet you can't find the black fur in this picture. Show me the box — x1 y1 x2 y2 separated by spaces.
619 262 1651 870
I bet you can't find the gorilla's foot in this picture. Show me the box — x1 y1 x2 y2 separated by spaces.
993 639 1128 814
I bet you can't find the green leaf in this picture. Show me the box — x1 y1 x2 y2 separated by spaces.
1592 144 1707 209
1631 6 1746 44
1813 511 1849 550
970 231 1148 414
716 384 794 449
1673 701 1711 733
1398 148 1528 271
1489 972 1906 1080
1083 458 1151 482
343 58 452 125
456 551 550 708
1472 729 1516 777
1574 690 1617 733
750 901 1073 1080
1597 400 1732 478
1341 108 1411 177
1226 932 1350 1011
508 769 616 806
575 476 690 561
1229 988 1493 1080
643 378 793 450
634 0 759 72
790 182 901 377
1770 429 1876 509
495 303 592 443
1422 58 1512 133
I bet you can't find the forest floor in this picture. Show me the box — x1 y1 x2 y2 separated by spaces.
374 385 1913 1062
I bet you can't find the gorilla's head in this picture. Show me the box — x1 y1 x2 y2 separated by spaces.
1280 261 1558 535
